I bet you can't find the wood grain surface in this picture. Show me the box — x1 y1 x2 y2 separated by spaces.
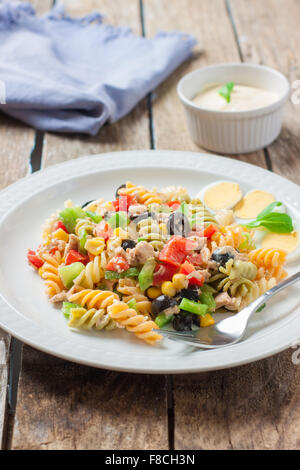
230 0 300 183
10 0 168 451
143 0 267 169
0 0 53 450
42 0 150 167
1 0 300 451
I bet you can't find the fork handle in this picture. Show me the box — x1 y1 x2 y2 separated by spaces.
241 271 300 321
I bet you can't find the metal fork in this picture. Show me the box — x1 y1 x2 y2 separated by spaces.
158 271 300 349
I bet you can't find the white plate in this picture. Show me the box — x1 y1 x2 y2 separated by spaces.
0 150 299 374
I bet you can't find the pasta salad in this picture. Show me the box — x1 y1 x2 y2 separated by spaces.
27 181 294 345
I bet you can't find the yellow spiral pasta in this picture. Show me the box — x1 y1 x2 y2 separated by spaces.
68 307 116 331
68 289 119 310
39 251 64 297
117 278 152 315
74 255 104 289
248 248 287 280
211 224 255 252
107 300 162 344
119 182 162 206
84 237 105 256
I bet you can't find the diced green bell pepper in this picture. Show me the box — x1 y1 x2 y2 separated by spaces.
138 258 156 292
179 298 208 316
199 290 216 313
84 211 103 223
155 313 173 328
104 267 140 280
78 228 88 254
58 262 85 289
107 211 129 229
62 301 81 319
154 313 174 328
59 206 86 233
127 298 138 312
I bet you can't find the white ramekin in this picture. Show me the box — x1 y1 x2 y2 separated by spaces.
177 63 290 154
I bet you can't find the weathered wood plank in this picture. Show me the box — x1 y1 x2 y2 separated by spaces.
12 347 168 450
11 0 169 450
174 349 300 450
145 0 300 451
143 0 266 168
0 0 54 450
229 0 300 183
42 0 150 166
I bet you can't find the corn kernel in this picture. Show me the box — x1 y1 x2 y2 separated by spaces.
147 286 162 299
114 227 128 239
161 281 176 297
172 273 188 290
200 313 215 328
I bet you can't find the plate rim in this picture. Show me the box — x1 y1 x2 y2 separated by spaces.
0 149 299 374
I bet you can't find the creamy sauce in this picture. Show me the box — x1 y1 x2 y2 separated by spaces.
193 84 278 112
234 190 275 219
261 231 299 253
203 182 242 211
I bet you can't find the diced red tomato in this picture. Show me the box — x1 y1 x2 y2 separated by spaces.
193 224 219 240
153 263 178 286
112 195 137 212
179 261 204 286
185 253 203 266
166 200 181 210
27 249 44 269
158 236 198 267
53 220 69 234
95 220 113 241
65 250 89 266
106 256 130 272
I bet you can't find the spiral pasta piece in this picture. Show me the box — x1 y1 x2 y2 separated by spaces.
160 186 191 203
137 217 168 251
248 248 287 280
117 278 152 315
108 301 162 344
39 251 64 297
75 218 95 237
68 289 119 310
74 255 104 289
68 307 116 331
211 224 255 252
119 182 162 206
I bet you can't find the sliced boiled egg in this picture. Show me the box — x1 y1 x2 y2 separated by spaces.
234 190 275 220
261 228 300 263
197 181 243 212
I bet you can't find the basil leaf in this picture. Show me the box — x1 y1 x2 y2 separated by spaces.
246 212 293 233
255 201 282 220
218 82 235 103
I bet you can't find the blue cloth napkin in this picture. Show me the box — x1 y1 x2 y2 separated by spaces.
0 1 196 135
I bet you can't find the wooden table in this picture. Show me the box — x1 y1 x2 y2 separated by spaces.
1 0 300 450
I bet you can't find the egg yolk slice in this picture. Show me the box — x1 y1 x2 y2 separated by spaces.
203 182 242 211
234 190 275 219
261 231 299 253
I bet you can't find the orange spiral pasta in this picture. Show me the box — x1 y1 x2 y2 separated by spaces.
107 301 162 344
68 289 119 310
248 248 288 281
118 182 162 206
39 251 64 298
117 278 152 315
211 224 255 252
